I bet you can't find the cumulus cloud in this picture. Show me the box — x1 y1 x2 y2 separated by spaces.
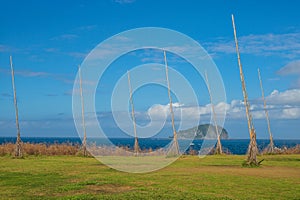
265 89 300 105
143 88 300 122
146 102 226 122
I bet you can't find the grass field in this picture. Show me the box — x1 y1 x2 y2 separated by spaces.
0 154 299 199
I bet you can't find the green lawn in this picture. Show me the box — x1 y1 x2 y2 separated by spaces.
0 155 299 199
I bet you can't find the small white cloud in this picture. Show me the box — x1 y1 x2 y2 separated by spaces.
15 70 50 77
282 107 300 119
75 25 97 32
44 48 59 53
51 34 78 41
171 102 184 108
113 0 135 4
270 90 279 96
0 44 19 53
147 104 168 119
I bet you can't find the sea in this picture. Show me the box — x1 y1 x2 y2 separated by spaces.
1 137 299 155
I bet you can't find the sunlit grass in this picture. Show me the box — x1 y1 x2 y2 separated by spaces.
0 154 299 199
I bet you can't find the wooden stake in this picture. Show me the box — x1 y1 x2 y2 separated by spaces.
205 72 223 154
164 50 179 156
258 68 275 153
232 15 258 165
78 65 87 157
9 56 22 157
127 70 140 156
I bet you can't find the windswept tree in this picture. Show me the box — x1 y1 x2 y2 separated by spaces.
258 68 276 154
78 65 87 157
9 56 23 158
232 15 259 165
127 70 140 156
164 50 180 156
205 72 223 154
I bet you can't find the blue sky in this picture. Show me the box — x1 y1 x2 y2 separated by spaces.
0 0 300 139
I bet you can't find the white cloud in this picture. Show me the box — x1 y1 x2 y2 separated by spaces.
266 89 300 105
143 88 300 122
0 68 51 78
147 104 168 119
204 32 300 59
147 102 227 122
51 34 78 41
113 0 136 4
282 107 300 119
15 70 50 77
67 52 87 58
277 60 300 75
75 25 97 32
44 48 59 53
277 60 300 88
0 44 20 53
0 68 75 84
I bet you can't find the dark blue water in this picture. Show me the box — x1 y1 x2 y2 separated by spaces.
0 137 299 155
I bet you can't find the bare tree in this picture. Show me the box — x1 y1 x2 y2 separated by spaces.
127 70 140 156
9 56 23 158
164 50 179 156
205 72 223 154
78 66 87 156
258 68 275 154
232 15 259 165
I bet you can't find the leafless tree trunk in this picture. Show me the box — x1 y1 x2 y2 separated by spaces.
205 72 223 154
10 56 23 158
258 68 275 154
78 66 87 157
164 50 180 156
232 15 258 165
127 70 140 156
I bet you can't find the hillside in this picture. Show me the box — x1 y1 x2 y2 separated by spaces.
177 124 229 139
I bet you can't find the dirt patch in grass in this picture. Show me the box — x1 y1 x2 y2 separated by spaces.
161 165 300 180
54 183 133 197
85 184 132 193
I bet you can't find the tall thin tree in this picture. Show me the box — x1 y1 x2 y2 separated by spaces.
78 65 87 157
258 68 275 153
205 72 223 154
164 50 180 156
231 15 258 165
127 70 140 156
9 56 22 157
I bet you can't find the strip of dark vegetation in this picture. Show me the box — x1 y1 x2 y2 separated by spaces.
0 142 299 156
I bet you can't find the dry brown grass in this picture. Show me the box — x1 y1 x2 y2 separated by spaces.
87 145 166 156
0 142 162 156
0 142 299 157
284 144 300 154
0 142 80 156
262 144 300 155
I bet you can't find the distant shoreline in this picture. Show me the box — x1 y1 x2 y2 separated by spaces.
1 136 300 140
0 137 299 155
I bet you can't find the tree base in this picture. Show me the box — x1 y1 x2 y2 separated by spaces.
166 139 180 157
15 140 23 158
215 140 223 155
133 137 140 156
